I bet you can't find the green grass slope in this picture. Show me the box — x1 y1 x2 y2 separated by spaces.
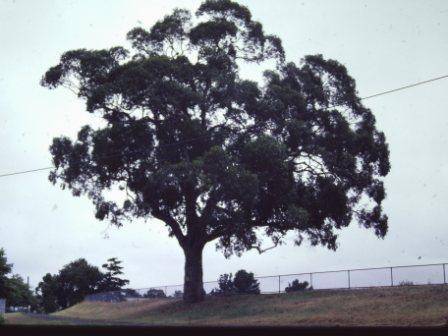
6 285 448 326
54 298 174 321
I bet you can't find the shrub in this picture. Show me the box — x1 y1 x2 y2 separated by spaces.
210 273 237 296
285 279 312 292
144 289 166 299
209 288 220 296
121 288 141 299
218 273 235 293
0 315 4 325
233 270 260 294
210 270 260 296
210 273 235 296
398 280 414 286
173 290 183 298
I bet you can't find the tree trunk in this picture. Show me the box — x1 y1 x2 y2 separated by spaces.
183 243 205 303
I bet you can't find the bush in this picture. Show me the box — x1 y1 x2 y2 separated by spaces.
233 270 260 294
122 288 141 299
210 270 260 296
143 289 166 299
210 273 236 296
0 315 4 325
172 290 183 298
398 281 414 286
285 279 312 292
218 273 235 293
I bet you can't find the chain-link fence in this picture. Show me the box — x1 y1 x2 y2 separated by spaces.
85 262 448 302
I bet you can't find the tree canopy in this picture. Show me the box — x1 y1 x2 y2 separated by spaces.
98 257 129 292
5 274 37 309
36 258 103 312
0 248 36 309
36 273 59 313
36 257 128 313
42 0 390 302
0 248 13 299
211 270 260 295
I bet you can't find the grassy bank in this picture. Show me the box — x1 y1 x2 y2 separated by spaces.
5 285 448 326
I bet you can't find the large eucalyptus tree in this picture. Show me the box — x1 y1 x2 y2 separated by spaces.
42 0 390 302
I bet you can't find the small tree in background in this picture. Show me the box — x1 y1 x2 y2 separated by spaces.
36 258 104 312
210 273 236 296
35 273 59 313
98 258 129 292
5 274 37 309
233 270 260 295
144 288 166 298
217 273 236 294
285 279 312 292
57 259 103 308
0 248 12 300
0 248 37 311
173 290 183 299
122 288 141 299
399 280 414 286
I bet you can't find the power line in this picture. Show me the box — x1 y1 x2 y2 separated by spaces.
360 74 448 100
0 167 53 178
1 73 447 179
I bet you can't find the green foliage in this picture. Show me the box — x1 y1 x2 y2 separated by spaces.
0 248 37 310
122 288 141 299
0 314 4 325
210 273 236 296
211 271 260 296
173 290 183 298
144 288 167 299
42 0 389 253
217 273 235 294
41 0 390 302
36 273 59 313
210 270 260 296
233 270 260 295
5 275 37 309
0 248 13 300
98 258 129 292
285 279 312 292
36 258 104 313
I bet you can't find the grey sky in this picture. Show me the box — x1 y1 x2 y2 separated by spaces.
0 0 447 290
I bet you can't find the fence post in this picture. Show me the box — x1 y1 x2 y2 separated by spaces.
443 264 446 284
310 273 313 288
390 267 394 286
278 276 281 293
348 270 351 289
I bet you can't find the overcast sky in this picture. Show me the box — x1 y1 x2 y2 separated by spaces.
1 0 448 290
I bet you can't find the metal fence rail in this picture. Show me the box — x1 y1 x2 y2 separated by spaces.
85 262 448 302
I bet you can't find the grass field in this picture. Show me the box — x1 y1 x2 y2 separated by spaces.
4 285 448 326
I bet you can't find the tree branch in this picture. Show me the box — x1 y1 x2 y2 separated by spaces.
182 184 201 236
205 228 223 242
200 189 220 223
152 209 186 246
249 242 278 254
